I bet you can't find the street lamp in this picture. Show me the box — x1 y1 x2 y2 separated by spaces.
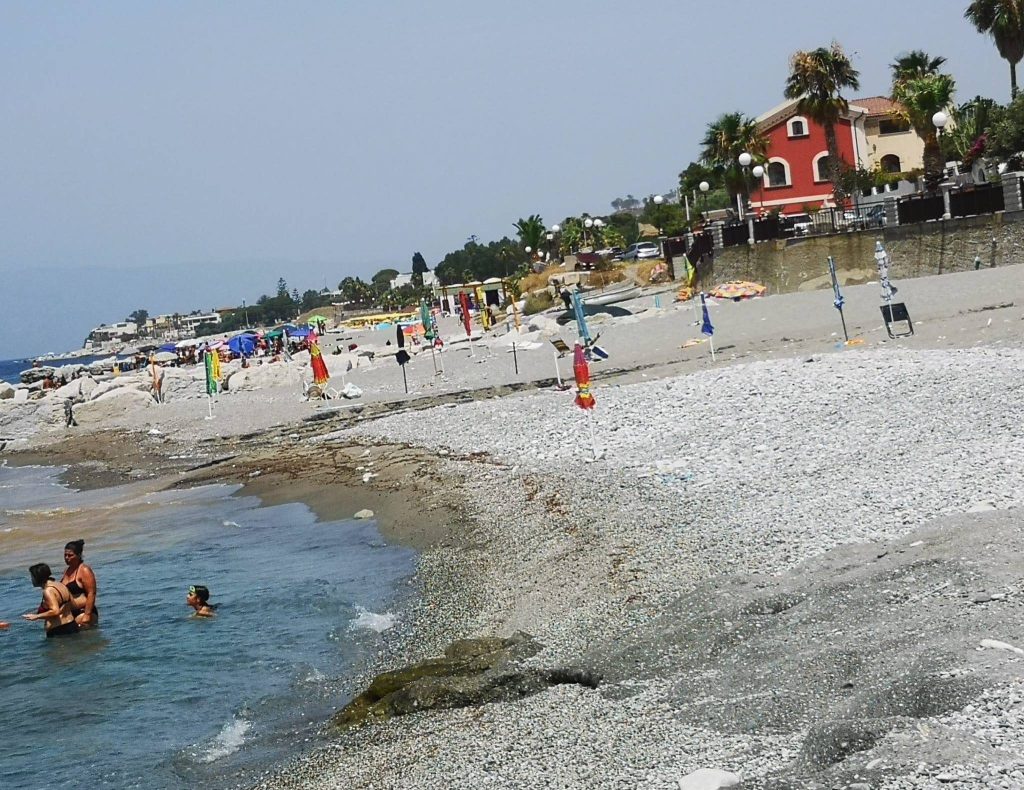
242 299 249 327
699 180 710 223
933 111 952 217
737 152 752 219
751 165 765 214
652 194 665 237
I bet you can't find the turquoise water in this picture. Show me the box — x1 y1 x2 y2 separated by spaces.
0 464 417 789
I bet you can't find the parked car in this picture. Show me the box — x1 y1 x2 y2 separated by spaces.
842 204 886 230
617 242 661 261
781 213 813 236
594 246 623 258
575 251 602 270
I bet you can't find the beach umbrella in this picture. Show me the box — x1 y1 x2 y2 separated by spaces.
309 336 330 386
458 292 471 336
700 292 716 362
709 281 766 300
203 348 219 419
475 287 491 331
306 314 328 325
573 342 600 461
570 290 592 346
419 300 433 338
827 255 849 342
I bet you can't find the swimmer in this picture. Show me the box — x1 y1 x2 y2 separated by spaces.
61 539 98 627
186 585 216 618
22 563 79 637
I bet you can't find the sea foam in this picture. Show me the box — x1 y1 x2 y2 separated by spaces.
349 606 398 633
197 717 252 763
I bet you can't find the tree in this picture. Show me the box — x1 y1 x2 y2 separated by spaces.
371 269 399 288
276 278 289 297
966 0 1024 98
127 309 149 328
513 214 546 252
784 42 861 203
890 52 956 190
411 252 428 288
700 112 768 198
987 92 1024 167
944 96 1000 164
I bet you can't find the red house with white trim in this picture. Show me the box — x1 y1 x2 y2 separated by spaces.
749 96 924 215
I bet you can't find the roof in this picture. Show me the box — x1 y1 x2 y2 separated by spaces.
850 96 902 118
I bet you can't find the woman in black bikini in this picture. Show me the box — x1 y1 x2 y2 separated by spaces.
22 563 79 637
61 539 98 628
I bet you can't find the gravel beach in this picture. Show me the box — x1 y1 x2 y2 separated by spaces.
5 263 1024 788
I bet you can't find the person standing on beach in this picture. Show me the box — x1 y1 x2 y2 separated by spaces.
186 585 216 617
63 397 78 427
22 564 79 637
61 539 98 628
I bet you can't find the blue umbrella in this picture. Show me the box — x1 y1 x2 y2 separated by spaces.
570 290 591 346
827 255 849 342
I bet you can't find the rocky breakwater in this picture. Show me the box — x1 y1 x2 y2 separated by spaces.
334 632 600 728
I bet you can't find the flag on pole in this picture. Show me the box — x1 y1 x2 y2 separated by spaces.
700 292 714 336
458 291 472 337
309 336 330 385
573 342 595 410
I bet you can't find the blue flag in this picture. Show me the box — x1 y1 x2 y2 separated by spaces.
700 292 714 336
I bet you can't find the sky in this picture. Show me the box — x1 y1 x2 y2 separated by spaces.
0 1 1011 359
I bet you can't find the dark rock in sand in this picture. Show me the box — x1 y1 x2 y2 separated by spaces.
333 632 600 728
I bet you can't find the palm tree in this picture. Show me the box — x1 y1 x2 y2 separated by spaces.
890 58 956 189
700 112 768 198
783 42 861 202
513 214 545 252
965 0 1024 98
891 50 947 83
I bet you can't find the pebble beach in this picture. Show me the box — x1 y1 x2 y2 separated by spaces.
5 264 1024 788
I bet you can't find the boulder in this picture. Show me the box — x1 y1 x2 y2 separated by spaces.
13 388 29 403
160 366 204 401
341 382 363 399
333 632 599 729
75 388 154 424
353 509 374 519
223 361 304 392
89 376 148 401
0 381 14 400
677 769 742 790
53 376 96 400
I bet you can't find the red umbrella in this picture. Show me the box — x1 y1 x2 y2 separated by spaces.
309 336 330 386
573 342 595 410
458 291 472 337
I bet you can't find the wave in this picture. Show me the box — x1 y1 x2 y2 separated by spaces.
349 606 397 633
195 716 252 763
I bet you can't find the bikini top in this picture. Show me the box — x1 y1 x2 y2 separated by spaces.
66 580 86 597
37 582 72 613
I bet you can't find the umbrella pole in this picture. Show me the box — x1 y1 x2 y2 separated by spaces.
401 365 408 394
839 307 849 343
430 343 438 375
206 394 214 420
553 351 562 387
708 335 716 363
513 342 519 375
587 410 599 461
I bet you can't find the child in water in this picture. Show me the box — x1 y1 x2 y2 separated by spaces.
186 585 216 617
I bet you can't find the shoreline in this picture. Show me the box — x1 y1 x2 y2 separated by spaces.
6 269 1024 787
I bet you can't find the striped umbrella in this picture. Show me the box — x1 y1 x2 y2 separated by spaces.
573 342 595 410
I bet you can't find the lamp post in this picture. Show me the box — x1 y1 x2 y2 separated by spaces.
933 111 951 218
751 165 765 213
583 217 593 250
737 152 752 220
242 299 249 328
699 181 710 223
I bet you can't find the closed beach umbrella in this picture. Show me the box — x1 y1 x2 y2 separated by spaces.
573 342 595 410
204 350 218 395
570 290 592 346
309 337 330 386
419 300 433 338
458 292 472 337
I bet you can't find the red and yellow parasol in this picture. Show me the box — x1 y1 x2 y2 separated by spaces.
309 335 330 386
458 291 472 337
573 342 595 410
709 281 766 300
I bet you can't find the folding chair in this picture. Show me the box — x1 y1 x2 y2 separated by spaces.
550 338 572 357
880 302 914 339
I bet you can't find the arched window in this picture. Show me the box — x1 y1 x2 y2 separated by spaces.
787 116 809 138
767 160 789 187
880 154 901 173
813 151 831 182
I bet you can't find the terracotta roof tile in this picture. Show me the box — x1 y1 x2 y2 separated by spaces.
852 96 902 117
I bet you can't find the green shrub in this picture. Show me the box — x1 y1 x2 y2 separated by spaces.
523 291 554 315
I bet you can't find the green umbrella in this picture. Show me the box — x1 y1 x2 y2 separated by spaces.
419 300 433 339
307 314 328 325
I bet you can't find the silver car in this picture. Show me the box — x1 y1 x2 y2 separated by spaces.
619 242 661 261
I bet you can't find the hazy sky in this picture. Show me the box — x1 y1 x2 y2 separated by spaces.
0 1 1010 358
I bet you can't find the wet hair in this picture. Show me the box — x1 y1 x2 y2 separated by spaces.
64 539 85 557
189 585 210 604
29 563 53 587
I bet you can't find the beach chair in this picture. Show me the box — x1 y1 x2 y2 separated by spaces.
550 338 572 357
880 302 914 339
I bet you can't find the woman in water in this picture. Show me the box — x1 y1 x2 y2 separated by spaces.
186 585 216 617
22 563 79 637
61 539 98 627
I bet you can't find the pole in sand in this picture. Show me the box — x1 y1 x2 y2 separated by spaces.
572 342 599 461
512 342 519 375
826 255 849 342
700 292 716 362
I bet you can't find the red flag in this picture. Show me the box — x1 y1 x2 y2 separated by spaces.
458 292 472 337
573 343 595 410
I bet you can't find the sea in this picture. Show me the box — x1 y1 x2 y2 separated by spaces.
0 462 418 789
0 353 136 385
